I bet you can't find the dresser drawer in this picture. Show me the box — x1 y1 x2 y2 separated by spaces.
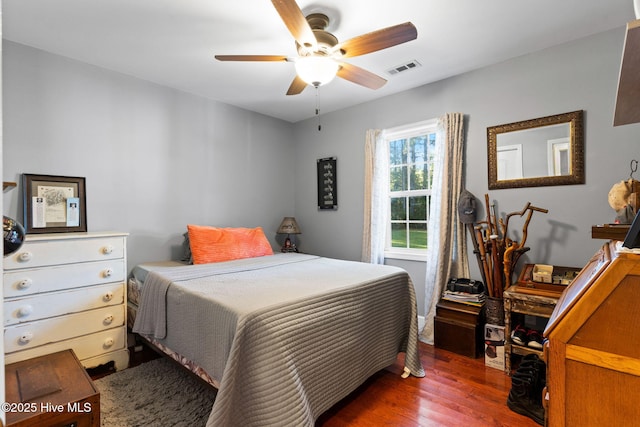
4 282 124 326
4 326 127 365
4 259 125 298
5 305 125 353
4 235 125 270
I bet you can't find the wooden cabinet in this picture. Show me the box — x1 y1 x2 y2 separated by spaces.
503 286 559 374
3 232 129 370
544 242 640 426
5 349 100 427
434 299 485 358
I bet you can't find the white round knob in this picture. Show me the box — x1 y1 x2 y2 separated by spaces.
103 338 114 348
17 278 33 290
102 268 114 278
17 305 33 318
18 252 32 262
104 315 114 325
19 333 33 345
102 245 113 255
103 292 114 302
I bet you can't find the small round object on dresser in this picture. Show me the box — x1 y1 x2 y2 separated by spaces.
17 278 33 290
3 216 25 256
18 332 33 345
17 305 34 318
18 251 32 262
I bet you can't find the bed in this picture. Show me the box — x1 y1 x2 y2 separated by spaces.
129 229 424 427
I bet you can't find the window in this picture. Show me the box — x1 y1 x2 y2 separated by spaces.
384 119 438 260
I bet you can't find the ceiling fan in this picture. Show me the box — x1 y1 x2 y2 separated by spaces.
215 0 418 95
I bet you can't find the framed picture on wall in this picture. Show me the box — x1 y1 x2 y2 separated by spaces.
22 174 87 234
317 157 337 210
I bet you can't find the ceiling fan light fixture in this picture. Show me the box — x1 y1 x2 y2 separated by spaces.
295 56 339 87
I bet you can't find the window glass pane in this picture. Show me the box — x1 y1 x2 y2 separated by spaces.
410 136 427 164
427 133 436 188
385 122 438 254
409 164 428 190
408 196 427 220
390 165 408 192
389 139 407 166
409 223 427 249
391 223 407 248
391 198 407 220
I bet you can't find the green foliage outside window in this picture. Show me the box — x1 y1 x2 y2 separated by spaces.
389 133 436 250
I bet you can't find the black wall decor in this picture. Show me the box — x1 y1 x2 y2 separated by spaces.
317 157 337 210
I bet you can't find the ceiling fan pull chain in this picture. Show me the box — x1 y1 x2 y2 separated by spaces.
315 86 322 131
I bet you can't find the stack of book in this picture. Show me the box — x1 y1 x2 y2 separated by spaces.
441 290 486 307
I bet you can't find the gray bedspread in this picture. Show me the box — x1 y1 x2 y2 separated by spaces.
132 253 424 427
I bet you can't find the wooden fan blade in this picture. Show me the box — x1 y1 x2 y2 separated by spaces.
333 22 417 58
337 63 387 90
215 55 289 62
271 0 317 52
286 75 307 95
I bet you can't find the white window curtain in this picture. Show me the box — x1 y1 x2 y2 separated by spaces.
362 129 388 264
419 113 469 344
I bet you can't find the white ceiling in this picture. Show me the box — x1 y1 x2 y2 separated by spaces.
3 0 636 123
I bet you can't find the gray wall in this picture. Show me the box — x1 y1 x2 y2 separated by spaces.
292 27 640 315
2 41 296 270
3 27 639 317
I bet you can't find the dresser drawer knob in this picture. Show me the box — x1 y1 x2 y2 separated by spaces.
104 314 114 325
18 252 32 262
17 305 34 318
17 278 33 290
102 245 114 255
102 268 114 278
103 338 114 348
19 333 33 345
103 291 114 302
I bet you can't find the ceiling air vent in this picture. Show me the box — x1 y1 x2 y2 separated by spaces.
387 60 422 76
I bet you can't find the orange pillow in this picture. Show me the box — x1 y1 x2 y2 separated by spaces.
187 225 273 264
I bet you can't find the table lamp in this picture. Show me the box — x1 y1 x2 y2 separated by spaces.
277 217 301 252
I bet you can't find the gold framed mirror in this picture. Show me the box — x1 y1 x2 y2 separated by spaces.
487 110 584 189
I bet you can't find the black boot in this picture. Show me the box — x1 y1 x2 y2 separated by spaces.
516 355 546 406
507 374 545 425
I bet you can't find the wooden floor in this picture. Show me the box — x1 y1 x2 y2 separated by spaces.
317 342 539 427
92 340 539 427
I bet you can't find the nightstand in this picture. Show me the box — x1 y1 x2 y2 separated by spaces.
434 299 485 358
4 349 100 427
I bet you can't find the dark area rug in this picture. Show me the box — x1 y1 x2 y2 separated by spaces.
94 357 217 427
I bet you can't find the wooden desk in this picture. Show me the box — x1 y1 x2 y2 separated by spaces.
544 242 640 426
4 349 100 427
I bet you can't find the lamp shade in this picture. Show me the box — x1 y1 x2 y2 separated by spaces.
277 217 301 234
294 56 339 87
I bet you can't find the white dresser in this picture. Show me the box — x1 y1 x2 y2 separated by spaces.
3 232 129 370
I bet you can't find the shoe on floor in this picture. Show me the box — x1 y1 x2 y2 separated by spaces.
507 375 545 425
511 325 528 346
